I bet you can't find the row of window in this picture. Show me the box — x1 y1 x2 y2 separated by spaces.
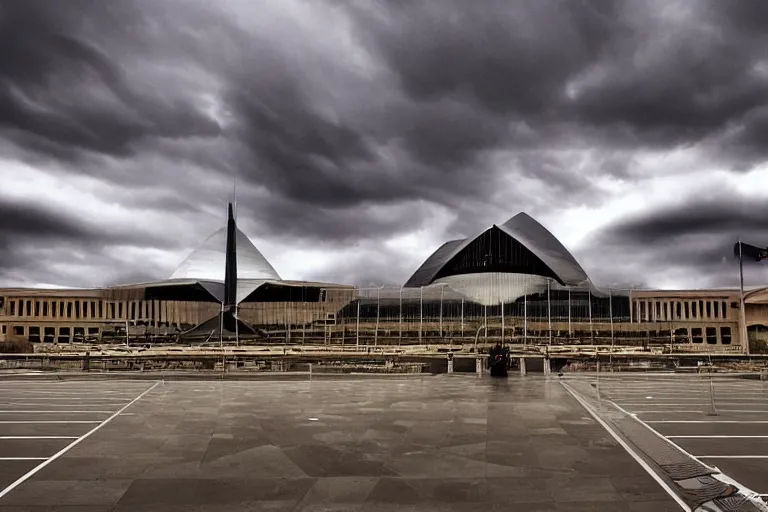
674 326 732 344
6 325 100 343
4 299 148 321
635 299 730 322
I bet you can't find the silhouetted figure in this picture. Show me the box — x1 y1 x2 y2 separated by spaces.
488 342 508 377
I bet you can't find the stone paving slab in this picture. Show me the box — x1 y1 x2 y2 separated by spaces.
0 376 681 510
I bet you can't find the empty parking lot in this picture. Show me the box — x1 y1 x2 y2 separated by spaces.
582 374 768 504
0 375 684 511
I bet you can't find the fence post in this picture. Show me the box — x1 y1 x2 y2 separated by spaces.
523 294 527 346
568 286 573 338
439 285 444 340
356 289 360 350
399 287 403 345
609 288 614 348
419 286 423 344
547 279 552 345
501 301 505 344
375 287 380 347
588 287 593 343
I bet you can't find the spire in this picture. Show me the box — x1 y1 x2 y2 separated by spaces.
223 202 237 307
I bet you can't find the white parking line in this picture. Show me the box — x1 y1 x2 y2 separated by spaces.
0 381 159 500
0 397 132 401
0 403 127 408
633 410 705 413
667 435 768 439
0 458 48 461
697 455 768 459
0 410 115 414
0 436 78 440
646 420 768 423
0 420 102 424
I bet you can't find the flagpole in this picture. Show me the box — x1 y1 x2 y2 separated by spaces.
738 239 749 355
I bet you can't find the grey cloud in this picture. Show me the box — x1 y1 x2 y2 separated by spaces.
581 195 768 288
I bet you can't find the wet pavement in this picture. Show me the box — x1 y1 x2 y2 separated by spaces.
0 375 682 511
579 374 768 505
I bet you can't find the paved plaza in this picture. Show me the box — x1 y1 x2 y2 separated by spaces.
0 374 684 511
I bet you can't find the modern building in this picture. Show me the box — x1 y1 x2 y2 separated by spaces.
1 210 766 352
0 204 354 344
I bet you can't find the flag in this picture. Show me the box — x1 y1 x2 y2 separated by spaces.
733 242 768 263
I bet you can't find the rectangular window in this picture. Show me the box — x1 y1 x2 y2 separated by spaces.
705 301 712 318
13 326 24 336
131 302 136 320
706 326 717 344
676 302 682 320
713 301 719 318
699 300 705 318
1 324 5 335
98 301 103 318
722 301 728 318
42 301 48 317
26 300 31 317
692 327 703 343
10 300 15 316
52 301 57 318
60 302 64 318
34 301 40 317
110 303 115 319
118 302 123 319
90 301 96 319
720 326 732 345
28 326 40 342
75 301 80 319
674 327 688 343
67 302 72 318
692 302 697 318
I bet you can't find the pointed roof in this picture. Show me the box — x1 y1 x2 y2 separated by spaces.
404 212 590 288
170 226 280 282
498 212 589 285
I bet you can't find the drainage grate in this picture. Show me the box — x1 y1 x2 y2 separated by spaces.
660 461 717 481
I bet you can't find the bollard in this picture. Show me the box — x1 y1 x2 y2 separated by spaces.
519 357 526 376
447 353 454 374
707 365 719 416
476 356 483 376
543 357 551 376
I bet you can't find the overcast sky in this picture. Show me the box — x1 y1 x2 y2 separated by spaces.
2 0 768 291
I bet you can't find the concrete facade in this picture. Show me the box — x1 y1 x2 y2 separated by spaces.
0 286 354 344
1 285 766 352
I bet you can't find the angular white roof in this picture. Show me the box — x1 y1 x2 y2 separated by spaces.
170 226 280 282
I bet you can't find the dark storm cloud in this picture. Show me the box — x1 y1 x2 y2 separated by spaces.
0 198 179 287
3 0 768 287
581 195 768 287
0 1 221 161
